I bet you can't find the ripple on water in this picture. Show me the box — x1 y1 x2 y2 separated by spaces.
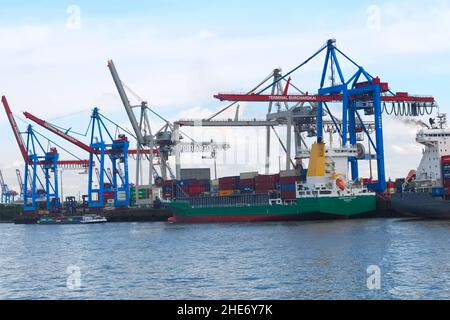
0 219 450 299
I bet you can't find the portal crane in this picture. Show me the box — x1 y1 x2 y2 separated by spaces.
212 39 436 192
2 96 90 212
0 170 17 204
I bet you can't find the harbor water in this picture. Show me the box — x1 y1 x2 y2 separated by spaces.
0 219 449 300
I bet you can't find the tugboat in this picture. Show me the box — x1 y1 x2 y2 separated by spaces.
165 142 376 223
391 113 450 218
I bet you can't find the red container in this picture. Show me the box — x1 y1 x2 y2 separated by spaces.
280 176 299 184
219 176 239 184
281 191 296 200
240 178 256 186
387 181 395 188
219 183 238 190
256 174 279 184
104 191 114 199
445 187 450 195
188 185 205 195
442 156 450 165
256 182 275 190
444 179 450 187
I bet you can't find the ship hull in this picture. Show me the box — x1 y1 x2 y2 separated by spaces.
391 193 450 219
166 195 376 223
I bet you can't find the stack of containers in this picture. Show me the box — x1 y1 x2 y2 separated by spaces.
255 174 279 194
442 156 450 197
104 191 114 206
162 180 176 199
386 180 396 194
395 178 406 193
240 172 258 194
186 179 211 198
218 176 240 196
279 170 300 200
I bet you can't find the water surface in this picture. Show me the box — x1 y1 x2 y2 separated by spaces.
0 219 449 299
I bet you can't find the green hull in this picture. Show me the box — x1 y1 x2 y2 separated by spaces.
167 195 376 223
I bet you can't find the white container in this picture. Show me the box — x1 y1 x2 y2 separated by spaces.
240 172 259 179
280 170 298 177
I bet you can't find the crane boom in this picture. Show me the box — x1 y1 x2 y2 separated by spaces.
2 96 30 163
214 92 435 104
107 59 146 145
23 111 95 153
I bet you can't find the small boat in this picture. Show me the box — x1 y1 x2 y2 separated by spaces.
80 215 108 224
37 214 107 225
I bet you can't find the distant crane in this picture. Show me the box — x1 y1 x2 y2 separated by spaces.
0 170 17 204
16 169 25 198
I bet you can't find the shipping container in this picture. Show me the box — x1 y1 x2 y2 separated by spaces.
239 178 256 186
280 176 299 184
240 172 258 180
444 179 450 187
280 169 298 177
219 176 240 184
441 155 450 164
280 184 296 192
445 187 450 195
180 168 211 181
219 190 234 197
280 191 296 200
432 187 445 197
256 174 280 184
219 183 239 191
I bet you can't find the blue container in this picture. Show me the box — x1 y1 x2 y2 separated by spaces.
432 187 444 197
280 184 296 192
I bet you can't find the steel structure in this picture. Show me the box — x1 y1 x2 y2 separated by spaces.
0 170 17 204
23 126 60 212
2 96 90 212
16 169 25 198
87 108 130 209
212 39 435 192
107 59 230 189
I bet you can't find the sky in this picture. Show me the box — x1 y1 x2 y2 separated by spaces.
1 0 450 197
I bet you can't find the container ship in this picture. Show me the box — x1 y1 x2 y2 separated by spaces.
391 113 450 218
163 142 376 223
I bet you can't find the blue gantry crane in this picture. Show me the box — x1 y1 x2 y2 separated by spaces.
23 107 130 210
87 108 130 208
0 170 18 204
2 96 90 213
215 39 436 192
23 125 60 212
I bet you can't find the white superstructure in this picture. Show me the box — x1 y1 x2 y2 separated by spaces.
415 114 450 187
